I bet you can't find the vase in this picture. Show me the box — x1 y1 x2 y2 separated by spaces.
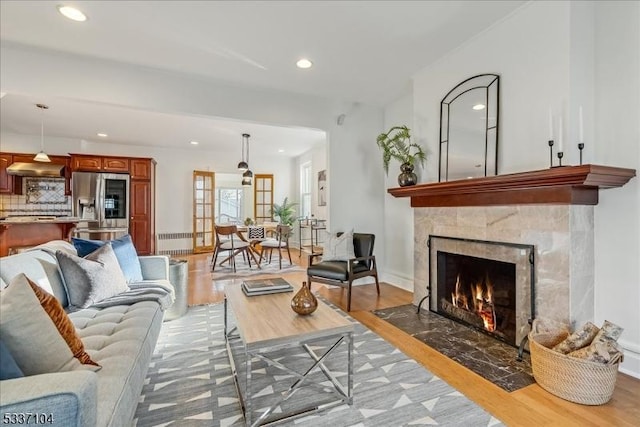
291 281 317 315
398 163 417 187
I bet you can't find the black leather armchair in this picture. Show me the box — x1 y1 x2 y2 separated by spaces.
307 233 379 311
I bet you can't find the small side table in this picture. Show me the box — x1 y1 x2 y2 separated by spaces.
165 259 188 321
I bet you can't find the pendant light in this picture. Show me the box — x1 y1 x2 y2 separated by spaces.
33 103 51 162
237 133 249 171
241 133 253 186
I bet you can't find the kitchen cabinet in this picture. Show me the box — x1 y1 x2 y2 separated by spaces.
0 152 70 195
71 155 102 171
0 153 14 194
70 154 130 173
129 158 156 255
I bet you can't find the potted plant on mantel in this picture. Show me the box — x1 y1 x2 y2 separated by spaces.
376 125 426 187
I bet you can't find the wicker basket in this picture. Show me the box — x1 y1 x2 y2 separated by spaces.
528 331 621 405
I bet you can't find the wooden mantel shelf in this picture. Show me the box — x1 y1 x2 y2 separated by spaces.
388 164 636 207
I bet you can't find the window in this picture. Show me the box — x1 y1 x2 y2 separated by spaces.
300 162 311 219
215 188 243 224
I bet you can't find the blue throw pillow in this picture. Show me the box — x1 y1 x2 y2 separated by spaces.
71 234 143 283
0 339 24 380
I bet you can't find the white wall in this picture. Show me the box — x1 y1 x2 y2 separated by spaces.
407 0 640 376
593 0 640 377
382 94 415 290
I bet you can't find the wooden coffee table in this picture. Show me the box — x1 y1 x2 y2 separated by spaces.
224 280 354 426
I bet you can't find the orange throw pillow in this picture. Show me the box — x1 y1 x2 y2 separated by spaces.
26 278 100 367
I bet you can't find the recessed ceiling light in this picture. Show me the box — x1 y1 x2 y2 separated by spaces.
190 141 199 145
296 59 313 69
278 149 285 153
58 5 87 22
472 104 486 110
97 133 108 138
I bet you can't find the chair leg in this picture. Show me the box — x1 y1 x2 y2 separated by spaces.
211 247 219 272
374 274 380 295
268 248 273 264
286 246 292 265
278 246 282 269
347 280 353 312
259 247 265 264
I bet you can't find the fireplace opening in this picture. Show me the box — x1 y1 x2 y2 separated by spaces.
424 235 535 349
437 252 516 345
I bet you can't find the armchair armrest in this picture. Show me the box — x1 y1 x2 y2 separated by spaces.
348 255 377 273
0 371 97 427
139 255 170 280
308 252 323 266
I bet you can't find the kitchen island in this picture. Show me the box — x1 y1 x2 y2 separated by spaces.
0 217 81 256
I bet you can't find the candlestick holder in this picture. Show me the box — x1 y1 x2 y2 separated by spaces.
578 143 584 165
557 151 564 167
548 140 554 168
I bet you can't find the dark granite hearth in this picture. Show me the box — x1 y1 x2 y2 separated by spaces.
373 304 534 392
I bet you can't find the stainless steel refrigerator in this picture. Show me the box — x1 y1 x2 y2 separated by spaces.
72 172 130 240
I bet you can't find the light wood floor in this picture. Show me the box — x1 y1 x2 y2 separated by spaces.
180 250 640 427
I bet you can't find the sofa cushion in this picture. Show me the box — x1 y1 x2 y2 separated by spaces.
322 230 355 261
56 244 129 309
26 276 100 367
72 235 143 283
0 339 24 380
70 301 164 426
0 273 99 376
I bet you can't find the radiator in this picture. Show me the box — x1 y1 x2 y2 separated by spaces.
157 232 197 256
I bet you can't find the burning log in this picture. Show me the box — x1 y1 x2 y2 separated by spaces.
441 298 485 330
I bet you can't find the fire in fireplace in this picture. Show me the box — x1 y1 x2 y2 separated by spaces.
438 252 516 344
423 235 535 348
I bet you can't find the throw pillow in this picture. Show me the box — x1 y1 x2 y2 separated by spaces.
0 339 24 380
322 230 356 261
72 234 143 283
57 243 129 309
26 277 100 367
0 274 100 376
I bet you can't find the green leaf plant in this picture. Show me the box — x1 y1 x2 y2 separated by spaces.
376 125 426 174
272 197 298 227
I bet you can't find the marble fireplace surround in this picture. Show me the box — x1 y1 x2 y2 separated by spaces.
414 205 594 329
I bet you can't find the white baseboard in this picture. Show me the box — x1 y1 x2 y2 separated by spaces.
619 339 640 379
380 271 413 292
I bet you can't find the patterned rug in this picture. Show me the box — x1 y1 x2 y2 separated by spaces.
211 253 304 280
134 303 503 426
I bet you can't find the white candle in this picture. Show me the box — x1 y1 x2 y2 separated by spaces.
579 106 584 144
558 116 564 152
548 108 554 141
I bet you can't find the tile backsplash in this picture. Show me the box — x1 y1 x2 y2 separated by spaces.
0 177 72 217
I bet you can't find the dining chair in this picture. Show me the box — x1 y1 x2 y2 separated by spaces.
211 224 252 272
259 224 292 269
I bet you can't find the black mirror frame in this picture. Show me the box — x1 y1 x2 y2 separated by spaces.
439 74 500 182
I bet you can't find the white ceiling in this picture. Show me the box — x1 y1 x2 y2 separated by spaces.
0 0 525 154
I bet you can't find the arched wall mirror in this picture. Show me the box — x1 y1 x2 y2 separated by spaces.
439 74 500 182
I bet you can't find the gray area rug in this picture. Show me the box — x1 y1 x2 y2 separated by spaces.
211 253 303 280
134 303 503 426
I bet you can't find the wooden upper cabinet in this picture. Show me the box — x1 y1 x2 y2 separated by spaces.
103 157 130 173
72 155 103 171
0 153 13 194
130 159 152 180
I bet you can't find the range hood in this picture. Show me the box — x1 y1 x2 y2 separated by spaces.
6 162 64 177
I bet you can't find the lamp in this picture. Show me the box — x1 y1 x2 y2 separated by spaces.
237 133 249 171
241 133 253 186
34 103 51 162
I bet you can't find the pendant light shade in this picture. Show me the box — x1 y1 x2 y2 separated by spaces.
239 133 253 186
34 103 51 162
237 133 250 171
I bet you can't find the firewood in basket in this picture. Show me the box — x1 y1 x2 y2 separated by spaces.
592 320 624 342
568 336 624 364
552 322 600 354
